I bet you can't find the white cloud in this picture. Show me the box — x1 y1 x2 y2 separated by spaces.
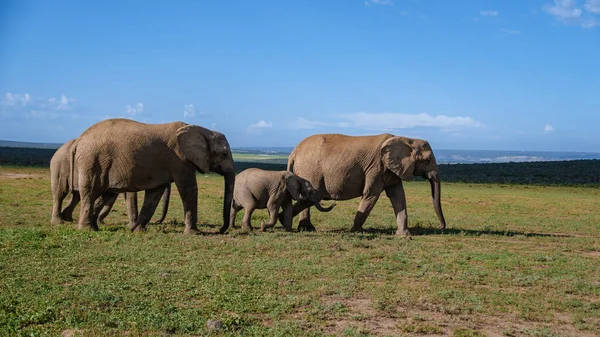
480 10 499 16
500 28 522 34
365 0 393 6
247 120 273 133
338 112 484 130
183 104 195 118
125 102 144 116
294 113 483 132
544 124 555 133
1 93 31 106
56 94 74 110
585 0 600 13
543 0 598 28
544 0 582 19
1 92 76 119
210 122 217 129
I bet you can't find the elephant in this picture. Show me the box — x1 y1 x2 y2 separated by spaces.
50 138 171 227
282 133 447 236
226 168 335 233
70 118 235 234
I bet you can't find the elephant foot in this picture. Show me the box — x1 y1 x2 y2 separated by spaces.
349 225 364 233
242 224 253 233
77 223 99 231
127 222 137 230
395 229 412 239
132 225 147 233
298 221 316 232
260 221 275 232
50 217 64 225
184 227 199 235
61 213 74 222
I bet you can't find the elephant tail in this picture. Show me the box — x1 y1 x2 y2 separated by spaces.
287 149 296 172
69 140 77 193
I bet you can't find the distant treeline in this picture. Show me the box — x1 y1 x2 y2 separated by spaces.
1 146 599 186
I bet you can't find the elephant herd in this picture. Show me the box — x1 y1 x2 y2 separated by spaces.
50 118 447 237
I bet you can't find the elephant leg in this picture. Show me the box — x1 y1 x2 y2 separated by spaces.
61 191 80 222
280 201 293 232
95 192 118 224
51 189 69 225
174 177 199 235
291 199 315 231
277 199 310 226
261 198 282 232
77 186 100 231
229 201 242 229
125 192 138 230
131 187 164 232
241 207 255 232
350 194 380 232
385 183 410 237
298 206 317 232
156 185 171 224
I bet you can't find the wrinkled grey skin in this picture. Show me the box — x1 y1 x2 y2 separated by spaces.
225 168 335 233
50 138 171 226
71 119 235 234
283 133 447 237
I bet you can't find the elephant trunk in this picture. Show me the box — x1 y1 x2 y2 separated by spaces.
219 172 235 234
428 171 446 231
312 199 336 212
156 184 171 224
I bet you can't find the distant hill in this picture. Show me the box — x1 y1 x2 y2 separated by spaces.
1 140 599 164
0 140 64 149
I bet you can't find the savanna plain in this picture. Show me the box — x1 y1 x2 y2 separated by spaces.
1 166 599 337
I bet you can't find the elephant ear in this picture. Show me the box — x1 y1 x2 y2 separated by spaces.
284 172 302 200
176 125 212 174
381 136 416 181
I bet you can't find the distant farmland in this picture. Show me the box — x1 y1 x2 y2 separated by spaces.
232 153 289 165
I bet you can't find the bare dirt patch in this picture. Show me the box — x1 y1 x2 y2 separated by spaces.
307 296 597 336
582 251 600 258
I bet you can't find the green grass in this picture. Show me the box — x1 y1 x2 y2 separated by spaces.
1 166 599 336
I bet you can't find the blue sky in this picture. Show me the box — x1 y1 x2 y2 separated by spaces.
1 0 599 152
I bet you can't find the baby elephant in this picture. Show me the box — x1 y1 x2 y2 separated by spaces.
229 168 335 232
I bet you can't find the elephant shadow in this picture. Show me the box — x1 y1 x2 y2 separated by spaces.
410 223 574 238
126 221 223 235
322 222 575 238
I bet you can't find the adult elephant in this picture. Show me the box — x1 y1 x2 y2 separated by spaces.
50 138 171 226
71 118 235 234
284 133 447 237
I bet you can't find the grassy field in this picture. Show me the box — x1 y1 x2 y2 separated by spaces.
1 166 599 336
